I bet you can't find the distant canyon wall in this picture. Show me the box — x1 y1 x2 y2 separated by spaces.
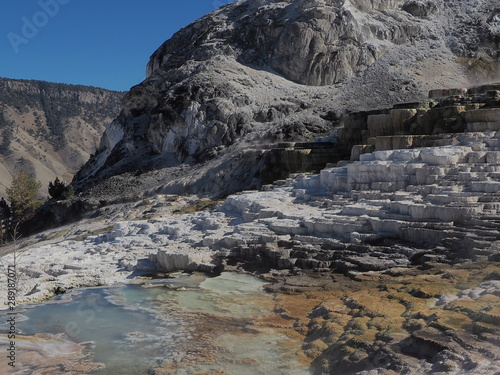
0 78 123 198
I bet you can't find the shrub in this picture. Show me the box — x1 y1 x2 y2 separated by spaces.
48 177 74 200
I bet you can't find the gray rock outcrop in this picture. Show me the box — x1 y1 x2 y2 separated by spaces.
73 0 500 199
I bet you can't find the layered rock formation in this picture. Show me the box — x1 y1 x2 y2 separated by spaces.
0 78 123 197
73 0 500 199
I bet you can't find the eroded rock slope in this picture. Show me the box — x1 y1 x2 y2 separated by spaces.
74 0 500 198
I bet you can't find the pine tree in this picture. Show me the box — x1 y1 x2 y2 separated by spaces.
48 177 74 200
6 172 42 221
48 177 66 200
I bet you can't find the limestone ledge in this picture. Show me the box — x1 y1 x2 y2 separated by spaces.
341 84 500 151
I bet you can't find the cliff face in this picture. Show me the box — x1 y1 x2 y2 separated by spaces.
147 0 498 86
0 78 123 197
74 0 500 197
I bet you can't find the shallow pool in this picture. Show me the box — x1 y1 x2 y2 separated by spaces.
0 273 310 374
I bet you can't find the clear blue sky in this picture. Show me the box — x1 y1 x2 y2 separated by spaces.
0 0 234 92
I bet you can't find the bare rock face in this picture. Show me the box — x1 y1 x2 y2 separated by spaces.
402 0 439 17
74 0 500 198
147 0 415 86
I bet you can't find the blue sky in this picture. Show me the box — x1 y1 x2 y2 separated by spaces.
0 0 234 91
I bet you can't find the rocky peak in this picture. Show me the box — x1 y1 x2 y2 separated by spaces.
74 0 499 198
147 0 413 86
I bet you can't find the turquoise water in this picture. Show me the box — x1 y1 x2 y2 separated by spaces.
0 273 310 375
4 286 175 374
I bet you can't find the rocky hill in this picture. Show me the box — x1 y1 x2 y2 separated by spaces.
73 0 499 198
0 78 123 198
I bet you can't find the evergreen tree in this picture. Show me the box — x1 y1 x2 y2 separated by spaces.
48 177 74 200
6 172 42 221
48 177 66 200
